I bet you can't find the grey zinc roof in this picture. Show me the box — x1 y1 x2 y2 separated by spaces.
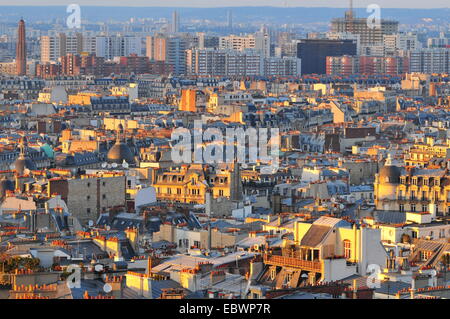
374 211 407 225
300 225 331 247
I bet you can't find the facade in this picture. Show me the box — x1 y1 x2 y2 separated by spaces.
263 57 301 77
95 36 142 60
152 164 242 204
186 48 262 77
326 55 409 76
410 48 450 73
40 33 83 63
374 159 450 216
47 173 126 225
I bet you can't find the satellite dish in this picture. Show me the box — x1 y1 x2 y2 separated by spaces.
122 161 129 169
241 163 248 169
111 163 118 168
106 225 111 231
101 162 107 168
88 220 94 227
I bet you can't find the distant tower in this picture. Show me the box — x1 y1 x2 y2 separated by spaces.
230 162 243 202
227 10 233 31
172 10 180 33
16 19 26 76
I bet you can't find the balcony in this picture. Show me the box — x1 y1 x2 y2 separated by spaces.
263 254 322 273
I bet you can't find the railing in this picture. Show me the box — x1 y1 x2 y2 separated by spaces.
263 254 322 273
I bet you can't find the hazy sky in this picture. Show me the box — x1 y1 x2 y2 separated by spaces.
0 0 449 8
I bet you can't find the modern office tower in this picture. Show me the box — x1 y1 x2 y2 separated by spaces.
186 48 262 77
16 19 26 76
330 1 398 47
40 33 83 62
171 10 180 33
297 39 357 74
95 36 142 60
410 48 450 74
146 35 187 75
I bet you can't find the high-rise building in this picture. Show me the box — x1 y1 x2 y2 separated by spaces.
297 39 357 74
171 10 180 33
263 57 302 77
95 36 142 60
16 19 26 76
186 48 262 77
220 33 270 57
330 2 398 47
146 35 186 75
410 48 450 74
40 33 83 63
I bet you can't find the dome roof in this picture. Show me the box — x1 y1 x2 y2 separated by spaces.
107 141 135 165
13 156 36 175
379 165 401 184
0 178 14 198
13 136 36 175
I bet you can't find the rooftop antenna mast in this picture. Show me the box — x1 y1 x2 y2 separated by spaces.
347 0 354 33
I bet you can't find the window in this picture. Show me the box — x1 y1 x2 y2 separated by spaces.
411 204 416 212
87 208 91 214
102 194 106 199
87 195 90 200
270 268 277 280
400 204 404 212
344 240 351 259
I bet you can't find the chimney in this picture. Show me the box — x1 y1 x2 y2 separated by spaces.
147 256 152 276
410 276 416 299
429 202 437 220
206 190 212 252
